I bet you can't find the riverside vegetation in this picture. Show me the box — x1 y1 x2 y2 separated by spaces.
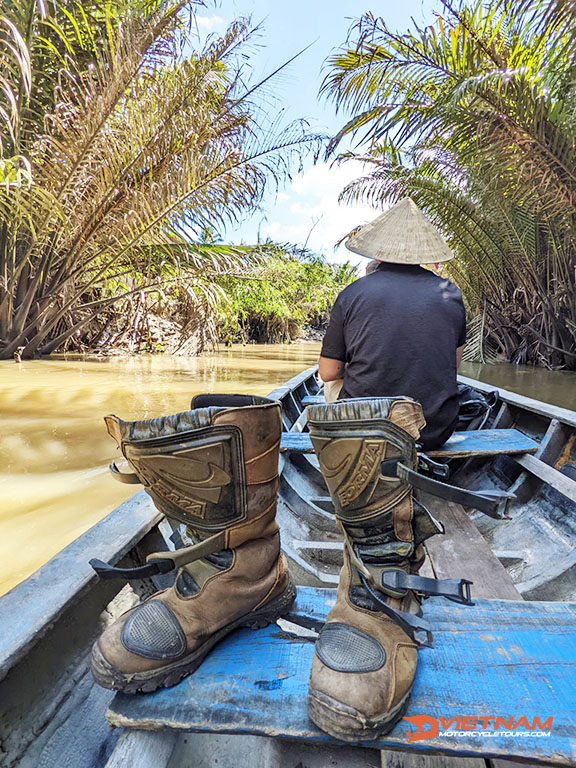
324 0 576 370
0 0 324 358
1 0 575 366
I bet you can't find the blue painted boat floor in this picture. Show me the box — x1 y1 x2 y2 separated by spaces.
107 587 576 765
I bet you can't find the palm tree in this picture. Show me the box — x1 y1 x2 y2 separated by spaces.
323 0 576 369
0 0 319 358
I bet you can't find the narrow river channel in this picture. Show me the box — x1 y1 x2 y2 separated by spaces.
0 343 574 595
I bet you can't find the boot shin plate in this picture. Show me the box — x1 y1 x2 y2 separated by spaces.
308 418 417 525
123 424 247 530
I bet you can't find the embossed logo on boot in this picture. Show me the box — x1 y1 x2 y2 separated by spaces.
338 440 385 506
133 446 232 519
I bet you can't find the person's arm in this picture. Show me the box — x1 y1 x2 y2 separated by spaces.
457 345 464 370
319 356 345 382
319 297 347 382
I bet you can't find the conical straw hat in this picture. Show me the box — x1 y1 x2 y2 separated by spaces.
345 197 453 264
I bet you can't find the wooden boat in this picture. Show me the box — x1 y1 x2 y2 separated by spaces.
272 369 576 601
1 366 576 768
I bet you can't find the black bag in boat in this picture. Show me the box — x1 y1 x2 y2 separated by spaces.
456 383 498 431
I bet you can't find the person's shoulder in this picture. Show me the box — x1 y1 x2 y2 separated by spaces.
335 275 367 302
441 277 463 299
425 271 463 301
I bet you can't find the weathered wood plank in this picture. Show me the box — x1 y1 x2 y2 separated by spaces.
104 730 178 768
491 403 514 430
421 501 548 768
107 588 576 766
513 453 576 503
381 754 484 768
0 490 160 681
509 419 573 503
422 496 521 602
0 582 137 766
389 490 526 768
429 429 538 458
170 732 380 768
15 667 120 768
280 430 539 459
302 395 325 405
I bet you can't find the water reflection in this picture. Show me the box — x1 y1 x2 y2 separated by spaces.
460 362 576 411
0 344 320 594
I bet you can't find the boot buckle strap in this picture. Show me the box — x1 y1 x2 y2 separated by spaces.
345 540 433 647
109 461 141 484
89 557 174 580
90 505 279 581
380 569 474 606
89 532 226 581
395 462 515 520
380 455 450 481
357 571 434 648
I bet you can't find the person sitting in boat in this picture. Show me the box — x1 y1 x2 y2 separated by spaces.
319 197 466 450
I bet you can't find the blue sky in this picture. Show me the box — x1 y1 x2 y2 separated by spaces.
196 1 437 264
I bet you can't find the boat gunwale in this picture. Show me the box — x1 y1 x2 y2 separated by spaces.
0 493 161 683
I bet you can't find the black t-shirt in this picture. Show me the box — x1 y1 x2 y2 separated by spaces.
321 263 467 449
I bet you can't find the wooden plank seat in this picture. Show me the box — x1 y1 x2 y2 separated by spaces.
280 428 539 459
107 586 576 766
301 395 325 405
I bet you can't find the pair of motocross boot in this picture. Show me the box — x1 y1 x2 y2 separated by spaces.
92 393 471 742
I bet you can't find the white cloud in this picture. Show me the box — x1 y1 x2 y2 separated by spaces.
261 160 382 264
264 221 282 235
195 15 226 33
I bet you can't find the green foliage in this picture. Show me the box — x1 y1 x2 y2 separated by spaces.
218 245 357 343
0 0 321 358
324 0 576 369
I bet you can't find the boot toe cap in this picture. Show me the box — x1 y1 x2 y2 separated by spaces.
91 599 187 688
308 623 417 741
120 600 187 660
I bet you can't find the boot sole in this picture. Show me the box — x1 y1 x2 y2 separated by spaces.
92 579 297 694
307 686 410 743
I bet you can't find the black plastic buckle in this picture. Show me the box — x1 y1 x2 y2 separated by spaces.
418 453 450 480
89 557 175 580
381 569 474 606
381 456 450 483
358 572 434 648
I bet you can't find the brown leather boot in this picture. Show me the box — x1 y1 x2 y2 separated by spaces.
91 394 295 693
306 398 472 741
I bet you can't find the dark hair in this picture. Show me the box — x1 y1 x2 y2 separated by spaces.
365 260 381 275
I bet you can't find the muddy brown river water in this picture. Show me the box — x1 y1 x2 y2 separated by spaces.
0 343 574 595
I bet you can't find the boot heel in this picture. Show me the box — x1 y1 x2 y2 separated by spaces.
243 578 297 630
